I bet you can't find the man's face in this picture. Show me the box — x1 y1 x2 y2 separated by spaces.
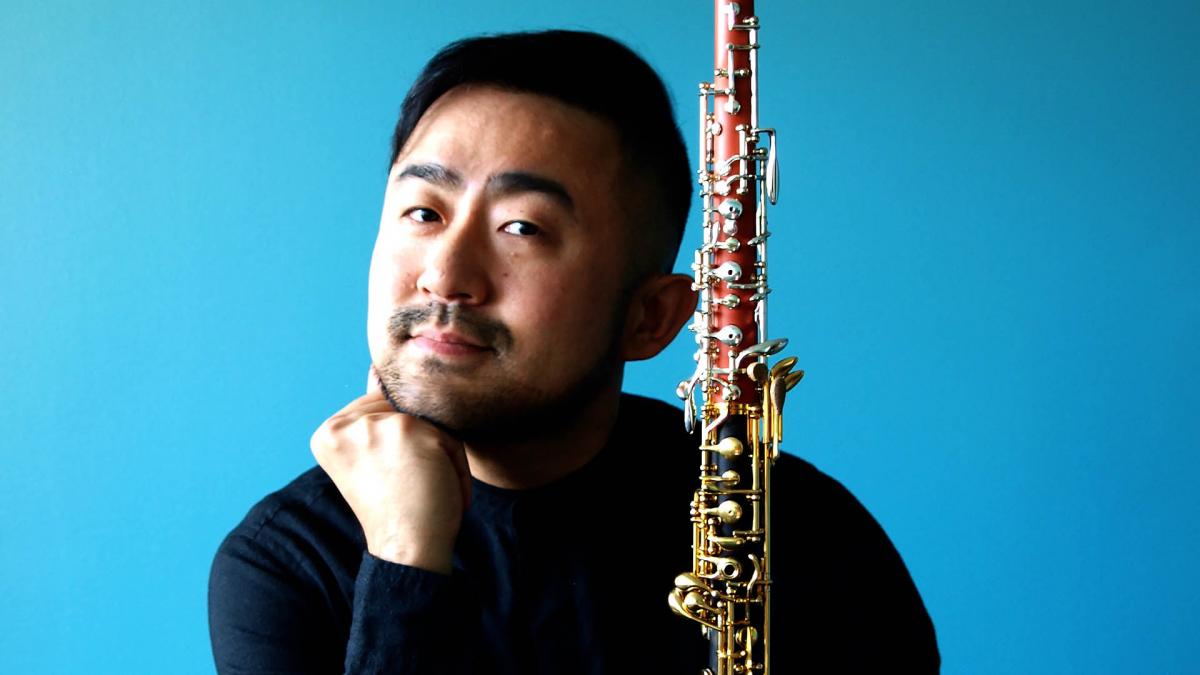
367 85 632 441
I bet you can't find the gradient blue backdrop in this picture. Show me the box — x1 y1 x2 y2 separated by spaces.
2 1 1196 673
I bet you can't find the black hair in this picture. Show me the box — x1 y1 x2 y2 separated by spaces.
388 30 692 277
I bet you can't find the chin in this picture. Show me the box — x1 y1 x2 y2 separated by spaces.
373 337 621 443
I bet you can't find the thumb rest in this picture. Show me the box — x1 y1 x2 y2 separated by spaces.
669 2 802 674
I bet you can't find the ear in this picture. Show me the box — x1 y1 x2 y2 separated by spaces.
619 273 697 362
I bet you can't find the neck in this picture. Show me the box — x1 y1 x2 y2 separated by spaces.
464 384 622 490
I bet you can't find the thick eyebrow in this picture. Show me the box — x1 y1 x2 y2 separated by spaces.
394 162 462 189
394 162 575 215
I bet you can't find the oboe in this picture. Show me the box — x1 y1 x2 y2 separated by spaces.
668 1 802 673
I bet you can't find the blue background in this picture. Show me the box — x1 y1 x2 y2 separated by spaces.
2 1 1196 673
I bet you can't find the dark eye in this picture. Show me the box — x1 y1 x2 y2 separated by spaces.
403 207 441 223
501 220 540 236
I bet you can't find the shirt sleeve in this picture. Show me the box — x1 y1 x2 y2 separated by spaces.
343 552 467 673
208 532 469 675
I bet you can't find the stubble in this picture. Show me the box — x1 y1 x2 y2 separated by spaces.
373 300 626 444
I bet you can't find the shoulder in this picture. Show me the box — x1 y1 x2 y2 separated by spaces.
224 466 348 541
616 392 894 537
774 453 880 533
213 465 362 583
208 467 360 673
771 460 940 669
617 392 849 490
616 392 939 667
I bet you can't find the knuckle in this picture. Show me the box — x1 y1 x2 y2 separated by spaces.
311 412 358 455
327 413 353 432
310 424 334 457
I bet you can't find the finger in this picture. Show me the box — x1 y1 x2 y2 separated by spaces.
443 443 473 511
331 390 393 421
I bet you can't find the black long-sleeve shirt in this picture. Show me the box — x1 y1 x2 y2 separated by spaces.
208 394 939 673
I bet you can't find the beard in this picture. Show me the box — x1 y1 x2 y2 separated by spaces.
373 300 626 444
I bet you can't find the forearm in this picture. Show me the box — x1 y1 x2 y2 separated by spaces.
343 552 469 674
209 535 472 675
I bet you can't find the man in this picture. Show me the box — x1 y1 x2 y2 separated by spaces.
208 30 939 674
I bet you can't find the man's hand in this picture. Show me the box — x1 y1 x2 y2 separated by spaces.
310 367 471 575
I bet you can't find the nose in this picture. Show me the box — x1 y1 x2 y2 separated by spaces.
414 212 491 306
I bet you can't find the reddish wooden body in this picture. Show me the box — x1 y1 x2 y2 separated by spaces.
711 0 759 407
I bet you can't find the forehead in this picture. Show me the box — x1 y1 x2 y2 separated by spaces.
394 85 624 203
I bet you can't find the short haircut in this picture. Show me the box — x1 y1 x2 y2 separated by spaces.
389 30 692 278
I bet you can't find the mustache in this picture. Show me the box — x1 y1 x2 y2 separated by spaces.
388 303 513 351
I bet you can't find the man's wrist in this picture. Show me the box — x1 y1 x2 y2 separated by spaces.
367 534 454 575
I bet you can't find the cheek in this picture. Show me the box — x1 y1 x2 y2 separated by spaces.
365 285 388 365
517 272 615 351
368 233 423 303
516 263 569 311
366 236 407 362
